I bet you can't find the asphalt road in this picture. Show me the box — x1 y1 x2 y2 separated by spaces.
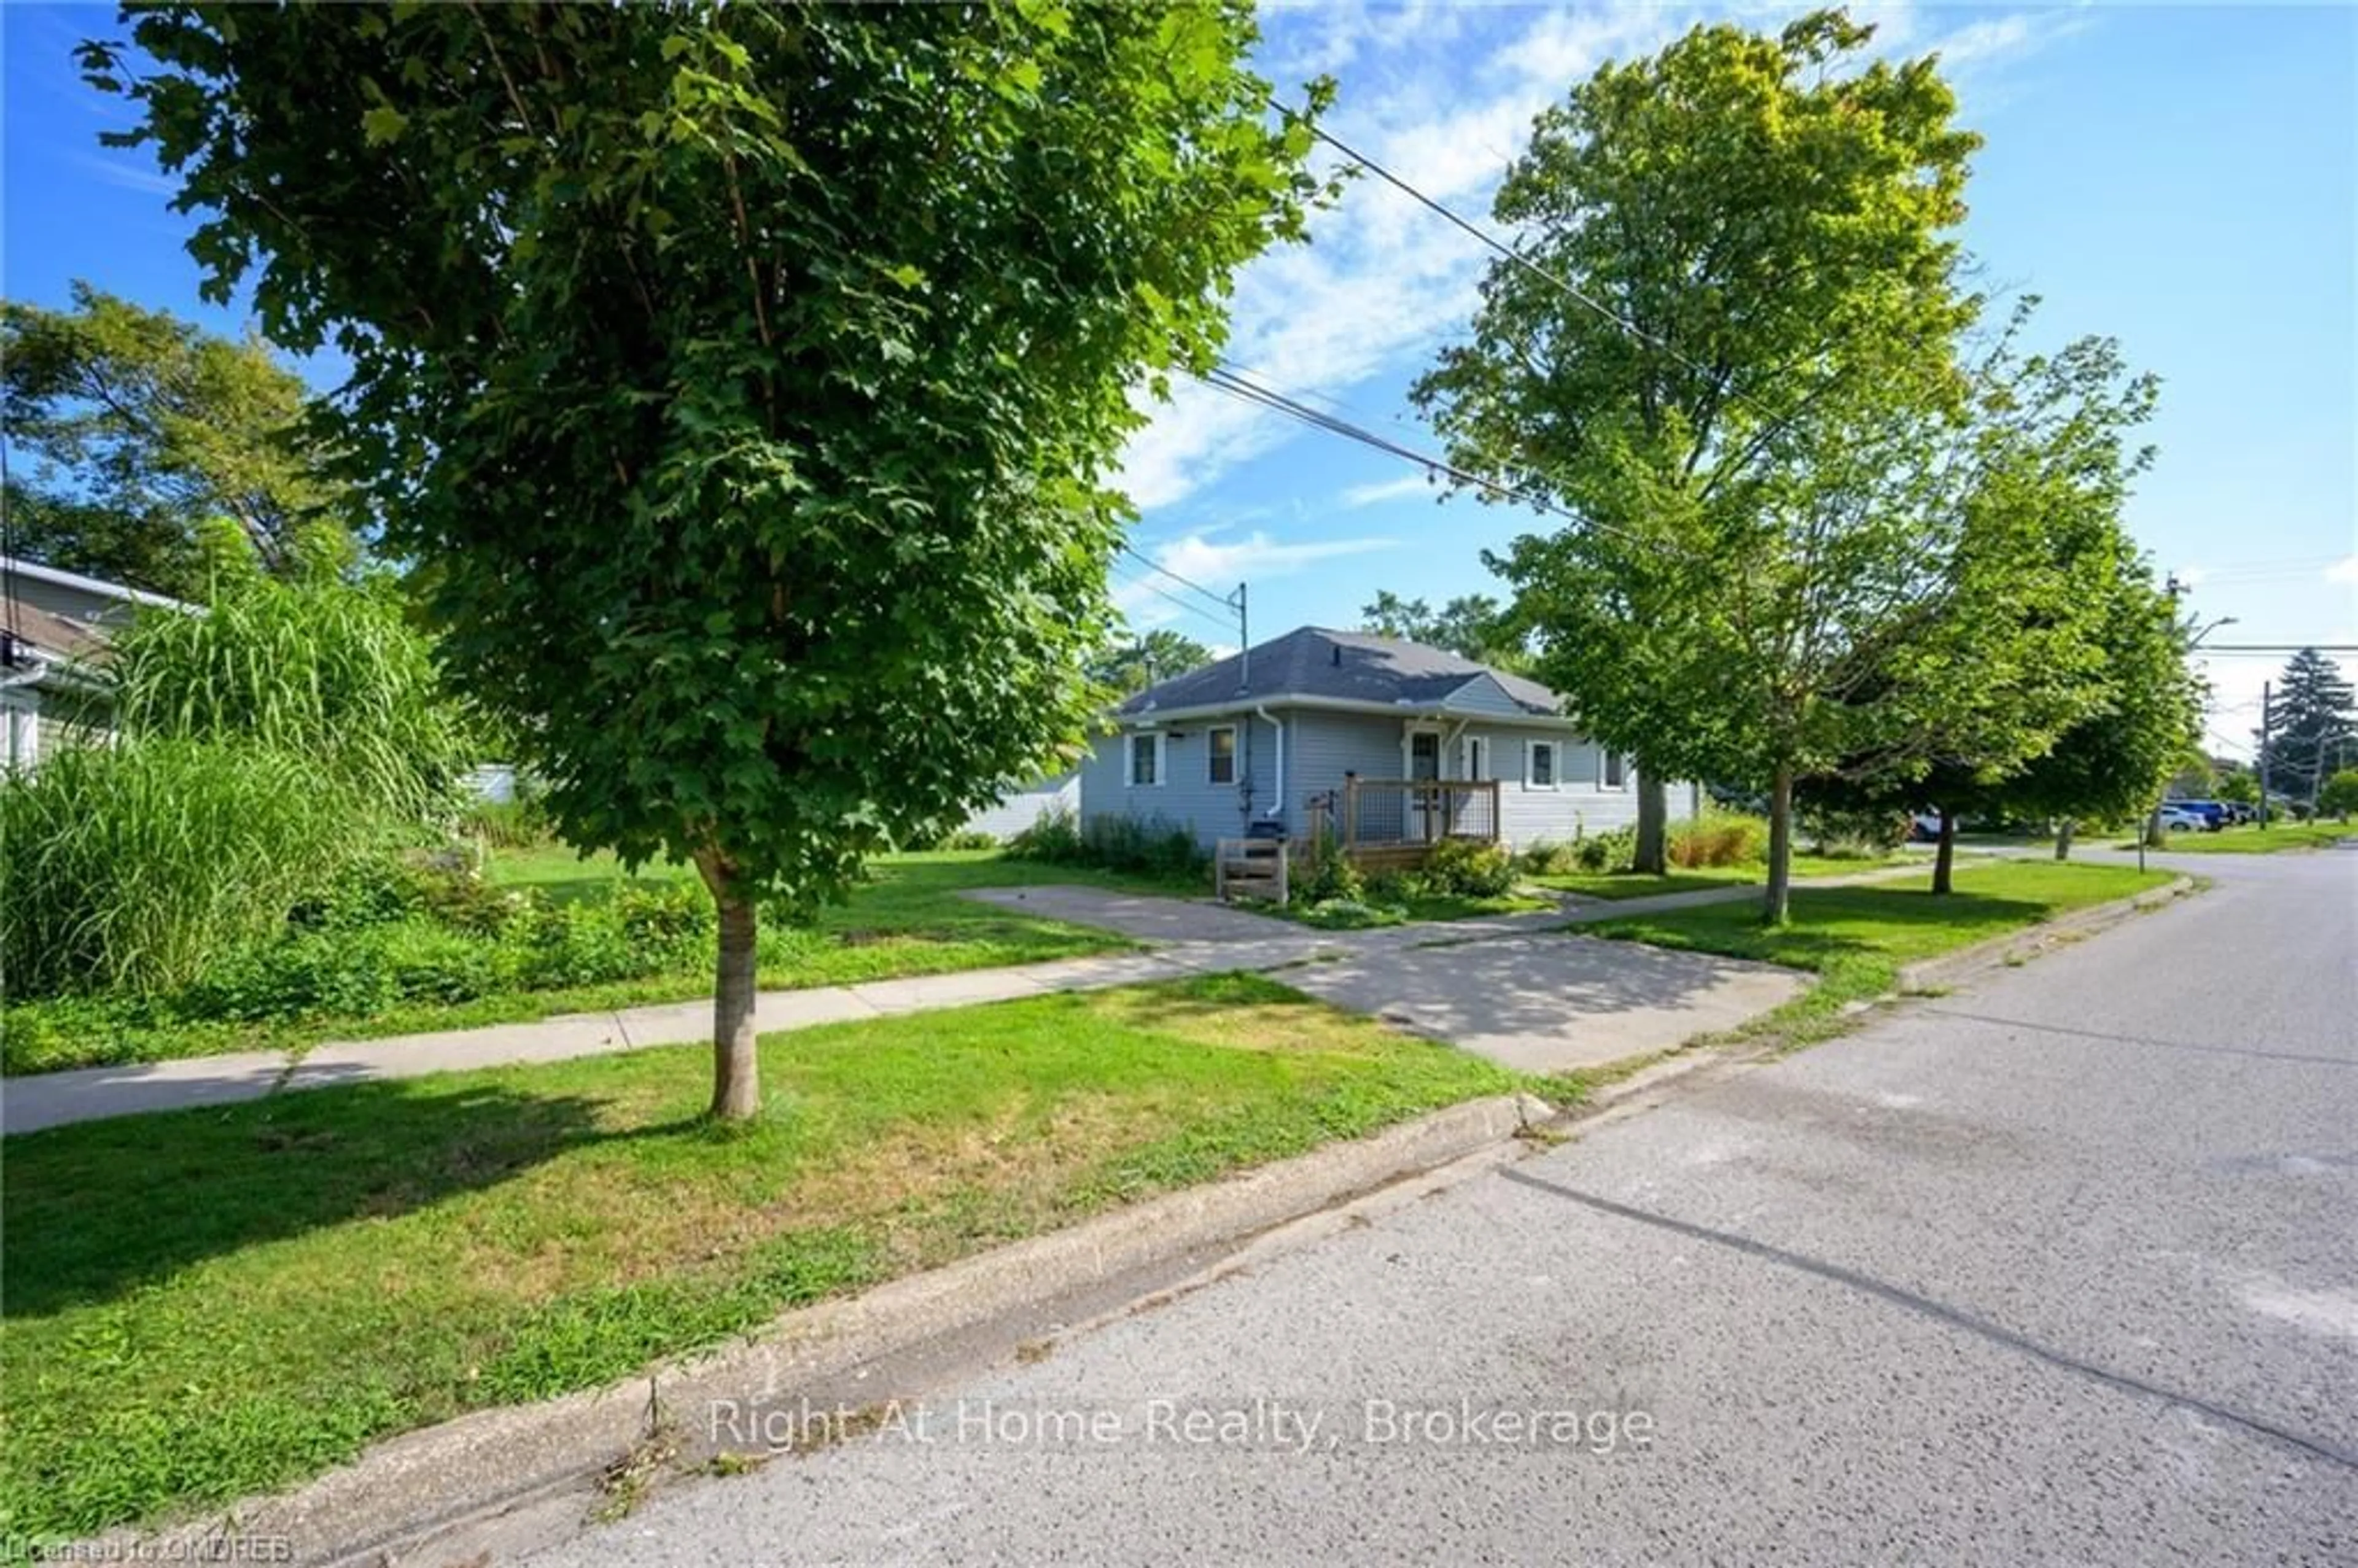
531 845 2357 1567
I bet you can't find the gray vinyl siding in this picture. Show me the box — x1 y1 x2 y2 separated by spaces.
1083 702 1695 852
1080 713 1282 847
1438 673 1529 716
1286 710 1410 817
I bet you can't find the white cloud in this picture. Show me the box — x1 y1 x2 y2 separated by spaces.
2325 555 2358 586
1339 472 1439 508
1115 2 2088 514
76 152 181 196
1926 9 2089 71
1115 528 1395 627
2173 565 2211 588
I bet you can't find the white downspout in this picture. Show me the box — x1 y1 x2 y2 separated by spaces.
1253 704 1285 828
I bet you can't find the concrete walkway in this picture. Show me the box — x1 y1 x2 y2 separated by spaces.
4 866 1910 1138
0 936 1339 1138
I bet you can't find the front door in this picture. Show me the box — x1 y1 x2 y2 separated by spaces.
1409 731 1441 840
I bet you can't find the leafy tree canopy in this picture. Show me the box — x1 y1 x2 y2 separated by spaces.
1415 9 2005 918
2 283 360 598
1091 629 1215 697
1357 591 1519 665
88 1 1330 1114
2318 769 2358 821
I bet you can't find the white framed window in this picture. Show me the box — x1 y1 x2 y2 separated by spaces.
1525 739 1558 790
1126 731 1165 787
1207 725 1237 785
1459 734 1488 782
1600 750 1631 790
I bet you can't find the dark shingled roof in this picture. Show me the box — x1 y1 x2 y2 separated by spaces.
4 602 111 662
1116 626 1563 717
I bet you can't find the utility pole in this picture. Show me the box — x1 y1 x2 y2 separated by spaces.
2258 680 2271 830
1229 581 1249 693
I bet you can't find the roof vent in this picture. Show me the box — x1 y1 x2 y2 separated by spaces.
1330 644 1342 667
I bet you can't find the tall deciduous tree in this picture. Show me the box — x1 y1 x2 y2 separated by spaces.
1999 568 2200 860
2 284 360 597
2256 648 2357 805
1091 629 1215 697
1357 591 1518 664
1414 10 1982 918
1799 317 2163 892
93 1 1329 1117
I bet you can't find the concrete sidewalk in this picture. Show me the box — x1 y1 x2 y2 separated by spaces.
0 933 1350 1138
4 865 1912 1138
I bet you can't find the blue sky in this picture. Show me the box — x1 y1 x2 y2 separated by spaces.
7 2 2352 755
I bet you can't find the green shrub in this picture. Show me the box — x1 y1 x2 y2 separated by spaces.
1293 831 1364 904
1800 807 1911 859
613 881 717 949
1006 805 1204 880
1573 826 1637 874
1 740 362 996
1516 837 1580 876
1083 814 1205 878
1006 804 1087 864
1423 837 1516 897
2318 769 2358 821
1363 871 1426 907
938 828 1002 852
464 794 552 848
1670 812 1768 868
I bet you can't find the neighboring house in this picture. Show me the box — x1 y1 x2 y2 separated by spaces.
0 557 187 772
961 767 1080 840
1081 626 1697 859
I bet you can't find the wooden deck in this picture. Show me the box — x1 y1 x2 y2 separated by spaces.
1302 777 1503 870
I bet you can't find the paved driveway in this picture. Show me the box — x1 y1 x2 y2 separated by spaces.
963 885 1309 944
964 885 1807 1073
1281 933 1806 1073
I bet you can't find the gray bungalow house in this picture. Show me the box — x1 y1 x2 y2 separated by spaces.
1080 626 1696 861
1 556 189 772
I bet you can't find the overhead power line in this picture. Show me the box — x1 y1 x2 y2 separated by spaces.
2195 645 2358 656
1116 541 1230 611
1283 109 1810 446
1196 363 1691 564
1111 562 1234 634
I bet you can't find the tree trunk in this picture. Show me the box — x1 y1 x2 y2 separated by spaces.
696 851 761 1122
1931 807 1956 895
1633 771 1668 875
1763 767 1794 926
2052 818 2076 861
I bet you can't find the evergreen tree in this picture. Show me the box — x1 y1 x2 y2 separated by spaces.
2256 648 2357 803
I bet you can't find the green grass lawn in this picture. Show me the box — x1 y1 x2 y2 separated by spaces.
1533 853 1910 901
2123 821 2356 853
1 974 1535 1541
1581 859 2177 1046
4 851 1201 1074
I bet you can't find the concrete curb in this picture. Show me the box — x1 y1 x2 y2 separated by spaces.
1894 875 2197 993
97 1091 1550 1568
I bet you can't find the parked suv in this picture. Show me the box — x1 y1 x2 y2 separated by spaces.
2177 800 2230 831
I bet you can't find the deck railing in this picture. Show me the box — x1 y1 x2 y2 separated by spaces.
1300 777 1502 870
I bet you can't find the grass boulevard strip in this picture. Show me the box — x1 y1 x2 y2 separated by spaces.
2 858 2176 1544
